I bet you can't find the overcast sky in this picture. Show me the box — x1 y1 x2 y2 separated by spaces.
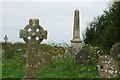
1 1 112 44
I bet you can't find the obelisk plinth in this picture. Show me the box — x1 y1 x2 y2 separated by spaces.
71 9 82 49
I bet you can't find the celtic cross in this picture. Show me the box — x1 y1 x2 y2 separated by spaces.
20 19 47 78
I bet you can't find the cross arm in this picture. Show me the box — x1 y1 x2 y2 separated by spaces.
36 30 47 39
20 29 29 38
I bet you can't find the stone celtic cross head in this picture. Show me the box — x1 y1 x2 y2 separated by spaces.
20 19 47 44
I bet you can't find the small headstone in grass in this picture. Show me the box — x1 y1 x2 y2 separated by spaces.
97 55 120 78
110 42 120 61
65 46 78 57
21 53 52 67
75 48 91 65
21 54 27 58
37 54 52 67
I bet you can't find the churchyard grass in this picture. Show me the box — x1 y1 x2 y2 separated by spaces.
37 56 99 78
2 43 99 78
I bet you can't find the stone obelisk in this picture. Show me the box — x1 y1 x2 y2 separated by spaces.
71 9 82 49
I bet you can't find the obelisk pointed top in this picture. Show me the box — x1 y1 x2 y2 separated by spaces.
75 9 79 11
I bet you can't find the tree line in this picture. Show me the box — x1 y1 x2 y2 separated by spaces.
83 1 120 53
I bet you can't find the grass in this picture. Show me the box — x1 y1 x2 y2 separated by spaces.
37 56 99 78
2 43 99 78
2 57 25 78
2 56 99 78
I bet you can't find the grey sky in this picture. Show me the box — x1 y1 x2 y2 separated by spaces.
1 2 110 44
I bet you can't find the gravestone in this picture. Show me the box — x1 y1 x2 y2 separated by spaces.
70 9 82 50
75 48 91 65
20 19 47 78
65 46 78 57
37 54 52 68
97 55 120 78
4 35 8 52
4 35 8 42
21 53 52 68
110 42 120 61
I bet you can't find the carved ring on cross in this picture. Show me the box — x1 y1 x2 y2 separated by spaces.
20 19 47 44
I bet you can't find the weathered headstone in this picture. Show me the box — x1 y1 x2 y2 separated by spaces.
20 19 47 78
110 42 120 61
70 9 82 50
75 48 91 65
21 54 52 68
65 46 78 57
97 55 120 78
37 54 52 68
